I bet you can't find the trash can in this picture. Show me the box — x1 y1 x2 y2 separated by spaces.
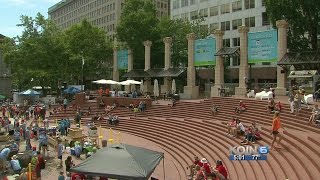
173 94 180 101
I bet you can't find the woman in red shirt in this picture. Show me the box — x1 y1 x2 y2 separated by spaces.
213 160 228 180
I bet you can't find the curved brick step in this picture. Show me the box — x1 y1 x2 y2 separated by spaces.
110 117 272 180
110 118 240 180
213 121 294 180
258 129 313 180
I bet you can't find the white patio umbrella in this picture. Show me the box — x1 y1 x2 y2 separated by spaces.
171 79 176 94
140 79 144 93
119 79 142 85
153 79 159 97
93 79 119 85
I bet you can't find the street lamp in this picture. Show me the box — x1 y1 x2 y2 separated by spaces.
81 54 85 91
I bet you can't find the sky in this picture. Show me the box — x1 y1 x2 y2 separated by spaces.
0 0 61 38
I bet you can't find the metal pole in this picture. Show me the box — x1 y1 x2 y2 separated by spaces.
81 55 84 91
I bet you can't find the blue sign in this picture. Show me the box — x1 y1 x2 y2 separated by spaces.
194 38 216 66
248 30 278 63
117 49 128 70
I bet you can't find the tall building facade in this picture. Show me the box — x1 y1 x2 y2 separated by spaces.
48 0 170 39
170 0 277 86
0 34 12 96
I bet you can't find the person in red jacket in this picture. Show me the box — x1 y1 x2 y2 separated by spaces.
213 160 228 180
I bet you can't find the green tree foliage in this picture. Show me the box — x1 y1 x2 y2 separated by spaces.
0 14 113 91
266 0 320 51
65 19 113 81
116 0 159 69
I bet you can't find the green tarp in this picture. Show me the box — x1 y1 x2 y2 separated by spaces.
70 144 164 180
0 95 5 99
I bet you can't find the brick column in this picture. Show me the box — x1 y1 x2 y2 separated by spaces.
275 20 289 95
183 33 199 99
143 40 152 94
112 47 119 82
125 49 134 92
211 30 225 97
161 37 172 93
235 26 249 96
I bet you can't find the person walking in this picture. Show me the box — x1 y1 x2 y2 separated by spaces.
270 111 286 150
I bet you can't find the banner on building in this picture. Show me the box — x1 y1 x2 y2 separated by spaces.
194 38 216 66
117 49 128 70
248 29 278 63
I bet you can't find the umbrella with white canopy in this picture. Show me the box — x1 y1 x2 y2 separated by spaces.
119 79 142 85
153 79 159 97
171 79 176 94
93 79 119 85
140 79 144 93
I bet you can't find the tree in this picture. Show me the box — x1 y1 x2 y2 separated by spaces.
1 13 67 91
116 0 160 69
64 19 113 83
266 0 320 51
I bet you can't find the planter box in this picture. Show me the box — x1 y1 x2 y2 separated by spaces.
68 128 83 139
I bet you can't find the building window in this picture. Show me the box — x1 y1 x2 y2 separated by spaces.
221 21 230 31
232 19 242 30
262 12 270 25
232 1 242 12
173 0 179 9
232 56 240 66
181 0 188 7
262 0 266 6
245 0 255 9
190 10 198 20
221 4 230 14
233 37 240 47
190 0 196 5
210 6 219 16
210 23 219 32
245 17 255 27
199 8 208 18
223 39 231 47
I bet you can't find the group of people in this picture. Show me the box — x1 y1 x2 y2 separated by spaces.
188 157 228 180
266 99 283 113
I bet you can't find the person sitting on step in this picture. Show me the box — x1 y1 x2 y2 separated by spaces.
235 120 245 138
309 104 320 124
275 101 283 112
212 160 228 180
266 99 275 113
187 156 203 178
211 104 218 115
227 118 237 136
235 100 247 114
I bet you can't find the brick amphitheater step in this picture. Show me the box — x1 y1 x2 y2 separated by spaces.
49 97 320 180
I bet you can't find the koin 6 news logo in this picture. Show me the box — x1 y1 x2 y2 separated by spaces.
229 146 269 161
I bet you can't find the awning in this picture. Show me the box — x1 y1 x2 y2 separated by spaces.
157 68 185 77
122 69 148 78
215 47 240 57
277 51 320 70
288 70 318 78
122 68 185 78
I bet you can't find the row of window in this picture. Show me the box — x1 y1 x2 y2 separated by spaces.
51 2 116 19
173 0 256 10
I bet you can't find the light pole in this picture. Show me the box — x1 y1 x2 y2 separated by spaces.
81 54 85 91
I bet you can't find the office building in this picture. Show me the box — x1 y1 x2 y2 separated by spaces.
170 0 277 87
48 0 170 39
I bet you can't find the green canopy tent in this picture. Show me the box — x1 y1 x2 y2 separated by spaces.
70 144 165 180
